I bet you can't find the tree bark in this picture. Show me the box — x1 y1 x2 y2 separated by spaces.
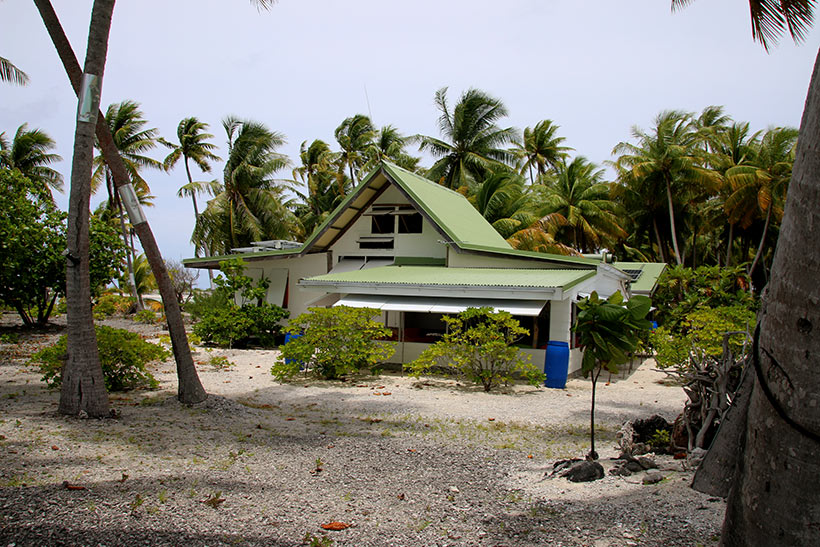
34 0 207 404
665 178 683 265
58 0 113 418
721 46 820 546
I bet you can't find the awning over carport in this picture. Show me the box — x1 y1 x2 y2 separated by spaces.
333 294 546 316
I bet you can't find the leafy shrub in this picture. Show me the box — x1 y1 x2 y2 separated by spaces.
31 326 169 391
272 306 394 380
133 309 159 324
93 294 136 320
0 332 19 344
190 259 289 348
651 305 754 370
405 307 545 392
208 355 235 370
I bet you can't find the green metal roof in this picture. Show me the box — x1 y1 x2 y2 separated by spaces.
380 163 511 249
301 265 595 290
613 262 667 294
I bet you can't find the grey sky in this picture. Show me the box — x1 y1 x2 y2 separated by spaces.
2 0 818 273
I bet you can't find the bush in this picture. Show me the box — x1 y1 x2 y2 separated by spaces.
651 304 755 370
272 306 395 380
189 259 289 348
405 307 545 392
31 326 169 391
93 294 136 320
133 309 159 324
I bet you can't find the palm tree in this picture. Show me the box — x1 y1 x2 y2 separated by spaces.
0 124 63 199
671 2 818 545
418 87 519 190
197 117 294 254
469 171 537 239
160 117 221 257
511 120 572 184
92 100 162 311
535 157 627 253
0 56 28 85
363 124 420 173
724 126 798 278
334 114 376 185
612 110 718 265
292 139 349 238
32 0 283 412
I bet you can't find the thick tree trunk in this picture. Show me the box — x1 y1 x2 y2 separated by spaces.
34 0 207 405
58 0 113 418
721 46 820 546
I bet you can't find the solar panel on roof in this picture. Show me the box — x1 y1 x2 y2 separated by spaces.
622 269 643 281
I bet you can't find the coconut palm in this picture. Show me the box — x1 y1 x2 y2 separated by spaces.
92 100 163 310
418 87 519 190
724 126 798 278
335 114 376 185
536 157 627 253
612 110 718 265
363 124 420 173
160 117 221 257
0 124 63 200
511 120 572 184
197 117 295 254
0 56 28 85
469 171 537 239
671 2 818 545
292 139 350 239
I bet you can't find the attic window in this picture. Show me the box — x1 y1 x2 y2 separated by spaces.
371 214 395 234
393 206 423 234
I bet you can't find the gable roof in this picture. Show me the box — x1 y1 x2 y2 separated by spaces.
184 161 599 269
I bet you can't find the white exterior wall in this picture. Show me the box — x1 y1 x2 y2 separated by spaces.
330 185 446 262
242 253 331 319
548 298 572 343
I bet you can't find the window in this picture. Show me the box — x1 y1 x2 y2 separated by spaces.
397 212 423 233
371 214 395 234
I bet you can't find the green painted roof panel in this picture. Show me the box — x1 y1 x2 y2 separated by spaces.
302 265 595 290
614 262 667 294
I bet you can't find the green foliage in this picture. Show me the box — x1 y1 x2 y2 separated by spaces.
191 258 288 348
208 355 235 370
89 211 127 296
572 291 652 459
133 309 159 324
405 307 545 392
273 306 394 380
651 305 754 369
648 429 671 452
574 292 653 376
0 169 66 325
653 265 756 330
94 293 135 317
32 326 169 391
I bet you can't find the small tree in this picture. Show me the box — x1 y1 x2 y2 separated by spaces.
192 258 288 348
406 307 545 392
573 292 652 459
273 306 394 380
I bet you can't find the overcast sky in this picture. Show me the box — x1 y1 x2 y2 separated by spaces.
2 0 819 277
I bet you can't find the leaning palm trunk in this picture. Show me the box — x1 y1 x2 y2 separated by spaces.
34 0 206 405
57 0 113 417
720 46 820 546
665 177 683 265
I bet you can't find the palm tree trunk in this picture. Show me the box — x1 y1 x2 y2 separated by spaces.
56 0 113 418
720 46 820 546
652 218 667 263
665 179 683 265
747 202 773 281
34 0 206 405
726 222 734 267
117 205 144 310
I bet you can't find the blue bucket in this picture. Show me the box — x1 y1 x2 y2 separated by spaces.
284 332 302 366
545 340 570 389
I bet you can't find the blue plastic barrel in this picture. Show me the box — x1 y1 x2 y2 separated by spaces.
544 340 570 389
284 332 302 366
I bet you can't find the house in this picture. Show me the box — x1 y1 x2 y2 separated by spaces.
184 162 665 378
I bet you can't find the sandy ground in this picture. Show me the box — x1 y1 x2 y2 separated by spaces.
0 315 724 546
